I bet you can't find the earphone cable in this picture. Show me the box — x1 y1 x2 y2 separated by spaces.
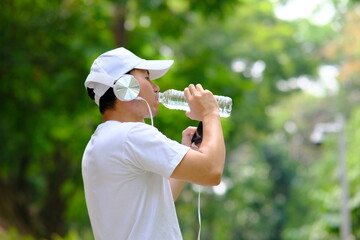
142 95 200 237
197 185 202 240
139 97 154 126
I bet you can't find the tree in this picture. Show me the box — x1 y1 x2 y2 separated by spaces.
0 0 112 237
0 0 328 239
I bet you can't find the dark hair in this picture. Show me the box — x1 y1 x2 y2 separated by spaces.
87 87 117 114
86 70 133 114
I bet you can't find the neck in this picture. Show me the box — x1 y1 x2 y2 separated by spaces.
102 100 145 123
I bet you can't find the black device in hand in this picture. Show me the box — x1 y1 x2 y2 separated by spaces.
191 121 203 144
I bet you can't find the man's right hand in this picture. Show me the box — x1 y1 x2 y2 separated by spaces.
171 83 225 186
184 84 220 121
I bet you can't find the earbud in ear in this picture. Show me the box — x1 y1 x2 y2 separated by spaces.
113 74 140 101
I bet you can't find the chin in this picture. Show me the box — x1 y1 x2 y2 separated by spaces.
151 109 158 117
144 108 158 119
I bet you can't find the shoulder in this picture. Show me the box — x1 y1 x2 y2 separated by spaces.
126 122 161 136
97 121 163 143
96 121 147 134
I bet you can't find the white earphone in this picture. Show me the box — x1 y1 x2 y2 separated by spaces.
113 74 141 101
113 74 153 126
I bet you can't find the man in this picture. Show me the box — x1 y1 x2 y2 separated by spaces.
82 47 225 240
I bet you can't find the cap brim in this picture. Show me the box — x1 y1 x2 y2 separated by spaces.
135 60 174 80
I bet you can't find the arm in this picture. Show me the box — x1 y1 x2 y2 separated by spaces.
170 126 197 201
169 178 185 201
171 84 226 186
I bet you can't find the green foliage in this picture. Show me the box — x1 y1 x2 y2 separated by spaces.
2 0 359 239
346 107 360 239
263 87 360 240
0 0 107 237
0 228 94 240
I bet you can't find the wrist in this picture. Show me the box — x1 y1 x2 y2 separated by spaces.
203 111 220 120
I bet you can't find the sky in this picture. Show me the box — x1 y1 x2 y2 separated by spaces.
230 0 342 97
272 0 341 97
273 0 337 25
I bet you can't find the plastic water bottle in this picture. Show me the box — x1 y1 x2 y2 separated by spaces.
159 89 232 118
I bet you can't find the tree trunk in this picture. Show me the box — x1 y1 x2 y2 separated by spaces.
0 179 41 236
40 148 70 238
112 3 127 47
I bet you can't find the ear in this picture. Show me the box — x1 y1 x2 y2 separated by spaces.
113 74 140 101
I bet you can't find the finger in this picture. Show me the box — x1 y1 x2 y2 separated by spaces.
188 84 196 95
183 126 197 135
182 126 196 132
182 126 197 146
196 84 204 92
184 87 191 100
204 89 212 95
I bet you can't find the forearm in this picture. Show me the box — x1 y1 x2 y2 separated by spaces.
198 113 226 177
171 84 226 186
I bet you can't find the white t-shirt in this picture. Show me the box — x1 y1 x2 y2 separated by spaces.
82 121 189 240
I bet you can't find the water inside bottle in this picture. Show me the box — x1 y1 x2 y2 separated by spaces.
159 90 232 118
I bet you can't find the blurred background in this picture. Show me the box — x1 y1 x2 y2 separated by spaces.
1 0 360 239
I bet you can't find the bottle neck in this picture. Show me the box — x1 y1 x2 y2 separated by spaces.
158 92 165 103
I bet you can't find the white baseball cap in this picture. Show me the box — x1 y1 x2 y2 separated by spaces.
85 47 174 105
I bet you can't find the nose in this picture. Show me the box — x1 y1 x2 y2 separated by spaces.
152 82 160 93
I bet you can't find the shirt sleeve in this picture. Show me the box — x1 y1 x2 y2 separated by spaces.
124 123 190 178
